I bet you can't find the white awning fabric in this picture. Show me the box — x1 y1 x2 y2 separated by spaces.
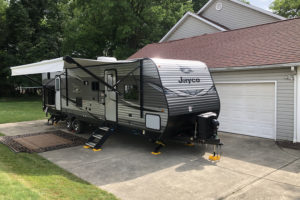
11 57 64 76
10 57 136 76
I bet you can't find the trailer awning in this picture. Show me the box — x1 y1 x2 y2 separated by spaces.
11 57 136 76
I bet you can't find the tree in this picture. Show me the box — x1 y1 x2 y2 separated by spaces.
192 0 209 13
63 0 193 59
0 0 68 96
239 0 250 4
0 0 11 96
270 0 300 18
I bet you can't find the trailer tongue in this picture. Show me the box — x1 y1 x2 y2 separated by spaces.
11 56 222 160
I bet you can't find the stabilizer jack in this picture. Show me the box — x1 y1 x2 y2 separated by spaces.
209 144 222 161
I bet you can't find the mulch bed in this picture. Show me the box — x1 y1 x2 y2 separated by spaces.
276 141 300 150
0 131 86 153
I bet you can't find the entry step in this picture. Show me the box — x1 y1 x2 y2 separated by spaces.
93 134 103 140
85 142 96 148
84 126 114 150
99 127 110 132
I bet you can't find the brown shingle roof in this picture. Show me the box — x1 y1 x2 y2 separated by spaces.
129 18 300 68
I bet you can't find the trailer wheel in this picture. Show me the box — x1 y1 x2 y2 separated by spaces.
66 119 73 131
47 117 54 125
72 119 83 134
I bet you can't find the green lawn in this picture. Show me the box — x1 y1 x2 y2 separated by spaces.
0 97 46 124
0 97 118 200
0 142 117 200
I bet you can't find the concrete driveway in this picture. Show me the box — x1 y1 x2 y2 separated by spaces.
0 120 299 200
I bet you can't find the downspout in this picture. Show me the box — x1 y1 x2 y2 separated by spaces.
296 66 300 142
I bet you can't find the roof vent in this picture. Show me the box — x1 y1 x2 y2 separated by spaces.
216 2 222 11
97 56 117 62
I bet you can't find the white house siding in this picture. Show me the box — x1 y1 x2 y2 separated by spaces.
165 16 220 42
201 0 279 30
211 68 295 141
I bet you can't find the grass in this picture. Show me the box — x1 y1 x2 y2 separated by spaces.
0 97 118 200
0 136 117 200
0 97 46 124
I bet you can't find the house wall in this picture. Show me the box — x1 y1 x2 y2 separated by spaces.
201 0 279 30
211 67 295 141
165 15 221 42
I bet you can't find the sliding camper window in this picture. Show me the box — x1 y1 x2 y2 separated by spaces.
124 85 138 100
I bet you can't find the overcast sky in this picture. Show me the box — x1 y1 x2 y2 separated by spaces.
248 0 274 11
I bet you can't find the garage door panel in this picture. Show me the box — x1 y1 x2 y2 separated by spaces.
219 109 274 119
220 104 274 112
215 83 275 139
220 122 275 138
220 97 274 107
220 117 275 126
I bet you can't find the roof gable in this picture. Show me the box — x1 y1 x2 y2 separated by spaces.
160 12 226 43
130 18 300 69
197 0 285 20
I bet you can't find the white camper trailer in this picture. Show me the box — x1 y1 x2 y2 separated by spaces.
11 56 222 157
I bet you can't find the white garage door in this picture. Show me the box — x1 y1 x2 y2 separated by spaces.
215 83 275 139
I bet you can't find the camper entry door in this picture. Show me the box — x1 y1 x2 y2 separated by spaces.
55 76 61 110
104 70 117 122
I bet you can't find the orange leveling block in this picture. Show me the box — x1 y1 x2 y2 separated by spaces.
93 148 102 152
209 144 222 161
151 141 166 155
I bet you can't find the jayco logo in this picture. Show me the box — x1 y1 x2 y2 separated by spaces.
180 66 193 74
178 77 200 84
178 66 200 83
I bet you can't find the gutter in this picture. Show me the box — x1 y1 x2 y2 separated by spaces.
209 62 300 72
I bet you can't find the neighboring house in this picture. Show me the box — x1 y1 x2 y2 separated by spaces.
129 18 300 142
160 0 285 42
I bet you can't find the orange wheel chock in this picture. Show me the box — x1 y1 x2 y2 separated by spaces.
83 145 90 149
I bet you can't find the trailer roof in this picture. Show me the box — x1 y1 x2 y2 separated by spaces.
10 57 136 76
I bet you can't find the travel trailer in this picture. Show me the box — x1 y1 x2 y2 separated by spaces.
11 56 222 158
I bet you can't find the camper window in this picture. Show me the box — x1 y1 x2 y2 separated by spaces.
124 85 138 100
107 74 113 91
55 78 60 91
91 81 99 91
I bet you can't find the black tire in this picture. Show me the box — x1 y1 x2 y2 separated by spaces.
72 119 83 134
48 118 54 125
66 119 73 131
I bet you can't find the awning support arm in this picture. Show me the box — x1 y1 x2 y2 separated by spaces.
139 60 144 118
63 56 119 94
